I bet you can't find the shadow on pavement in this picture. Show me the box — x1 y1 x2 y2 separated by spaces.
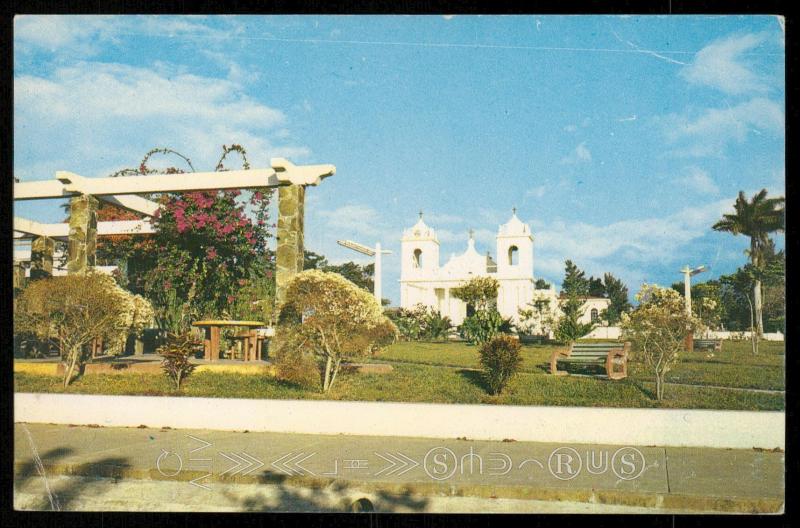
225 471 430 512
15 450 132 511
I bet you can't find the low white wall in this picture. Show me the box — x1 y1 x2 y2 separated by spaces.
582 326 622 340
703 330 784 342
15 393 784 450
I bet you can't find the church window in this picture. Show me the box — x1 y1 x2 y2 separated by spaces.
590 308 599 322
413 248 423 268
508 245 519 266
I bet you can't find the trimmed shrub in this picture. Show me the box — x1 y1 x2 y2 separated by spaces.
277 269 396 392
478 335 523 395
157 332 200 389
271 327 321 389
14 272 136 387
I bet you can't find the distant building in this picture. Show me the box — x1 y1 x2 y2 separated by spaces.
399 210 609 334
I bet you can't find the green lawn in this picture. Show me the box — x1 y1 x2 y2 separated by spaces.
372 339 786 391
14 339 784 411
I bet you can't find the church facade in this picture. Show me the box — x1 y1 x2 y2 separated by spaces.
399 211 609 334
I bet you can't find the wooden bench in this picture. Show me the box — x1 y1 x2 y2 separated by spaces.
694 338 722 352
550 341 630 380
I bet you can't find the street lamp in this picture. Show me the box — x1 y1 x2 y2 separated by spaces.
337 240 392 303
679 265 707 316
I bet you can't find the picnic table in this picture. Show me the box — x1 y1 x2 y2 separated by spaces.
191 320 266 361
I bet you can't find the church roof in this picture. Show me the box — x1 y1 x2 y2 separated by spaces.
498 210 530 237
403 213 438 241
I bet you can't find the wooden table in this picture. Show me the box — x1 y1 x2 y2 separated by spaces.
191 320 265 361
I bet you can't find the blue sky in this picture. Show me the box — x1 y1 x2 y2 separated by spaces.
13 15 785 305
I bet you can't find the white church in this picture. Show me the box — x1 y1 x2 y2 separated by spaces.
399 210 609 335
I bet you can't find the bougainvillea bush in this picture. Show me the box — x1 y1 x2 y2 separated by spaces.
90 146 276 332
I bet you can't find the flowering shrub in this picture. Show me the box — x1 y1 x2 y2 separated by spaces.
621 284 703 401
92 146 275 331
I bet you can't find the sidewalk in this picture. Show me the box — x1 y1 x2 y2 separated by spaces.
14 422 784 513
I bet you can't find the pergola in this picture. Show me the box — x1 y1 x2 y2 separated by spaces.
13 157 335 304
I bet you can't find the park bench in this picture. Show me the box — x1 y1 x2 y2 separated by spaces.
693 338 722 352
550 341 630 380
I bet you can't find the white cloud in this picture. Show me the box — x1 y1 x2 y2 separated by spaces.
560 142 592 164
681 33 769 95
661 98 784 157
526 185 546 199
318 204 383 238
528 197 737 288
675 166 719 195
14 62 309 176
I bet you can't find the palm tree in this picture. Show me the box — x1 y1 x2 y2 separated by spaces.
713 189 785 336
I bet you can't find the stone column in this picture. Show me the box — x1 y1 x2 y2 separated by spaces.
13 262 26 289
275 184 305 307
67 194 98 274
30 236 55 280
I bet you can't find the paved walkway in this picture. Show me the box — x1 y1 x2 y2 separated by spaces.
14 422 784 513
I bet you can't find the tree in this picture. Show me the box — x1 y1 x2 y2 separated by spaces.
87 146 275 333
275 270 397 392
324 261 375 294
15 273 137 387
518 292 559 338
554 260 595 342
621 284 702 401
562 260 589 296
554 296 595 343
712 189 785 336
587 276 606 298
534 278 551 290
451 276 500 312
452 277 506 345
602 273 632 325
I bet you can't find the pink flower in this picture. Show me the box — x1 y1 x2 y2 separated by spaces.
206 247 217 260
226 295 234 304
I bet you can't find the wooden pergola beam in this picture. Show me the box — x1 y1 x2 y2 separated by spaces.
14 158 335 201
13 216 154 240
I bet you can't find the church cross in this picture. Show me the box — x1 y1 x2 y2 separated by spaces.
512 206 517 215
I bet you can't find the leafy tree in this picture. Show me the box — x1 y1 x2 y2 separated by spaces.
554 260 595 342
534 278 551 290
15 273 139 387
303 250 329 270
554 296 595 343
451 276 500 312
712 189 784 336
324 261 375 295
587 276 606 298
602 273 632 325
517 293 559 338
621 284 702 400
275 270 397 392
85 146 275 332
561 260 589 297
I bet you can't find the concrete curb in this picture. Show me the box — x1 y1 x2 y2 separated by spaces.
15 393 785 449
